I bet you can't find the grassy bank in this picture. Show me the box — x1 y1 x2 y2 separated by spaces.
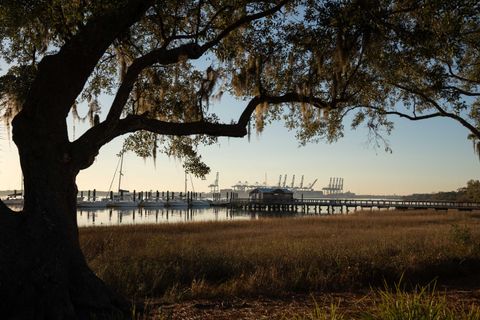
80 209 480 304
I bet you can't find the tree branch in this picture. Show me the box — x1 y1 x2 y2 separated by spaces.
442 85 480 97
447 63 480 85
71 92 329 170
104 0 289 128
20 0 154 120
365 106 444 121
164 5 234 43
393 83 480 139
71 0 291 168
201 0 289 53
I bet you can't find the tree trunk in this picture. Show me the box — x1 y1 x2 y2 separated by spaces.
0 114 130 319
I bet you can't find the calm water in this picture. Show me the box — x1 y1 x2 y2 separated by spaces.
6 204 358 227
77 207 266 227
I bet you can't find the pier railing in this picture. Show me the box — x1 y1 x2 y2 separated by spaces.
227 198 480 211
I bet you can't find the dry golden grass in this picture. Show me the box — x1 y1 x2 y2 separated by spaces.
80 210 480 301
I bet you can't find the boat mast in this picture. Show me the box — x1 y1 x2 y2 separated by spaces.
184 171 188 195
118 152 124 192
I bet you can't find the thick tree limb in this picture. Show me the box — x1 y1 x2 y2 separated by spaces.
104 0 289 128
20 0 154 120
72 92 329 169
70 0 292 168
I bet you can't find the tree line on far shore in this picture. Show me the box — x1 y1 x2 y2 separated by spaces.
403 180 480 202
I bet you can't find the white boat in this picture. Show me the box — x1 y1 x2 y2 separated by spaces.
140 198 166 208
3 196 24 206
167 199 188 207
190 199 210 207
3 190 24 206
107 152 139 208
77 198 109 208
108 194 139 208
109 200 139 208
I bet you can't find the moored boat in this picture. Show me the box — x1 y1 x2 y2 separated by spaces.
140 198 166 208
190 199 210 207
77 198 109 208
166 199 188 207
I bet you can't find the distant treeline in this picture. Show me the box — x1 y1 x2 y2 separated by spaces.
403 180 480 202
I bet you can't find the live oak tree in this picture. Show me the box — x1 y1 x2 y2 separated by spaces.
0 0 479 319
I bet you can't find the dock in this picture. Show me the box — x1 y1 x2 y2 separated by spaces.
224 198 480 213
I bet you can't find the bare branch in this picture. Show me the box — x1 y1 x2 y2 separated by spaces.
447 64 480 85
165 5 234 43
442 86 480 97
365 106 444 121
201 0 289 53
394 83 480 139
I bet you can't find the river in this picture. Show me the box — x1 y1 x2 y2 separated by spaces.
77 206 263 227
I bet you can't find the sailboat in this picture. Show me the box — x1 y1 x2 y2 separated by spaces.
140 191 166 208
109 152 139 208
77 190 109 208
3 189 24 206
3 175 24 207
183 171 210 208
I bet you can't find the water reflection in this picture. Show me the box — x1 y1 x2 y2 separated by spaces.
6 204 353 227
77 207 261 227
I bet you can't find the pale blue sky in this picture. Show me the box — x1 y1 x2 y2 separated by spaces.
1 89 479 195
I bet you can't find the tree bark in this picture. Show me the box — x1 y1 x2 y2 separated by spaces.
0 115 129 319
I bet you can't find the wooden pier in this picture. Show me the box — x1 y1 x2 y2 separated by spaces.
225 198 480 213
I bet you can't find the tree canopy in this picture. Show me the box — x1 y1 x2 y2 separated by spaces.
0 1 479 318
0 1 479 175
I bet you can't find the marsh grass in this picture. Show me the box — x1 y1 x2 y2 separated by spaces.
363 281 480 320
80 210 480 301
288 281 480 320
288 300 345 320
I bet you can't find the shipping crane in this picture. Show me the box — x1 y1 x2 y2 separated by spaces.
208 172 219 193
322 177 344 194
308 178 318 190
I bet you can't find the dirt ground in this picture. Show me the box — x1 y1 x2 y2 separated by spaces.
144 288 480 320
